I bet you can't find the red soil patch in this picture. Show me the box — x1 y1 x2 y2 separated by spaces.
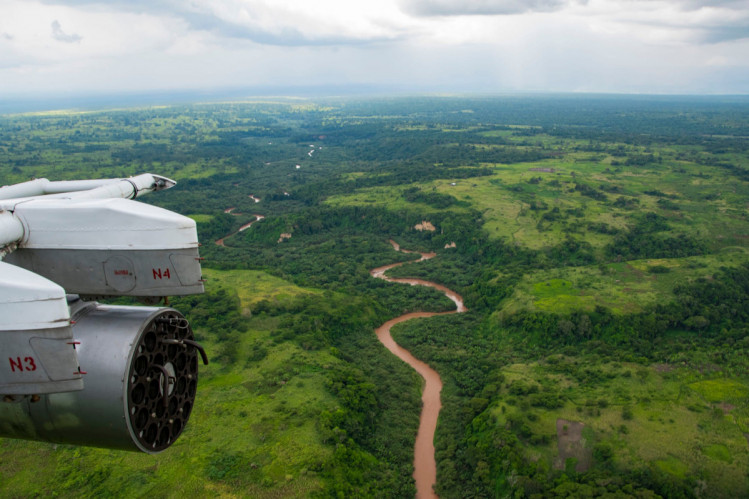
554 419 592 472
718 402 735 414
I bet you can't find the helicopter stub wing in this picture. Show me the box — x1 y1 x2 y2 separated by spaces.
0 174 207 453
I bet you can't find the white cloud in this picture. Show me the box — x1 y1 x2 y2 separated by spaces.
398 0 577 16
185 0 414 43
29 0 416 46
0 1 194 65
0 0 748 96
575 0 749 45
51 19 82 43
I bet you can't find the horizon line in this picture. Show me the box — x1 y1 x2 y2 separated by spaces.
2 87 749 116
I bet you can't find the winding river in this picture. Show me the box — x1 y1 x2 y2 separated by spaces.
370 241 466 499
214 219 462 496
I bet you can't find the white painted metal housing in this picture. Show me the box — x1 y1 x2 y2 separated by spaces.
0 262 69 330
0 262 83 395
4 198 203 296
11 197 198 251
0 173 204 403
1 174 204 298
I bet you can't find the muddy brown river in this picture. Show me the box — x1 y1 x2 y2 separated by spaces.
370 241 466 499
214 224 462 496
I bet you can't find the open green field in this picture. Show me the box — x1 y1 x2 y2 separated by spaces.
495 249 749 316
325 184 470 216
203 268 322 312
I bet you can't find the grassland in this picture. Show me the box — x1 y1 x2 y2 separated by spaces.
495 249 749 317
202 268 322 313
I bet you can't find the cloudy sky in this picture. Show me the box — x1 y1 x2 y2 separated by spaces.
1 0 748 99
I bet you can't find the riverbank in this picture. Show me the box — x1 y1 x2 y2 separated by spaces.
371 241 466 498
